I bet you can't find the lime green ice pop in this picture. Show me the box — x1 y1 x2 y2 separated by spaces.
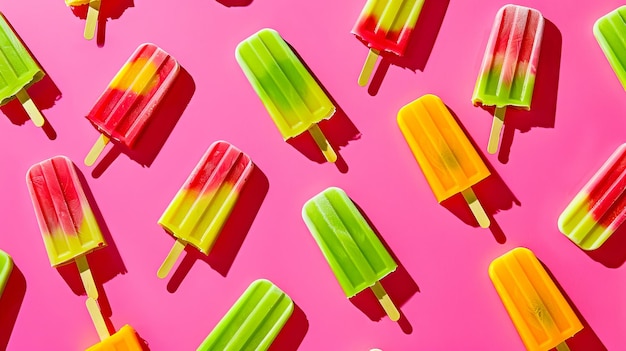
594 6 626 90
0 12 46 127
302 187 400 321
0 249 13 298
197 279 293 351
236 28 337 163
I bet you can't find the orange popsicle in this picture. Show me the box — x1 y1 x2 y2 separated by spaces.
397 94 490 228
489 247 583 351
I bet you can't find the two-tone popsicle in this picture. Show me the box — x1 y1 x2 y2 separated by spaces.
489 247 583 351
558 143 626 250
236 28 337 163
302 187 400 321
352 0 425 86
398 94 491 228
157 141 253 278
472 5 545 154
594 6 626 90
197 279 293 351
26 156 105 299
85 43 180 166
0 12 46 127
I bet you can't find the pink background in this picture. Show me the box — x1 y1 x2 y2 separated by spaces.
0 0 624 350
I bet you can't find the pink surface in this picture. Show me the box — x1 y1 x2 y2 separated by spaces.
0 1 624 350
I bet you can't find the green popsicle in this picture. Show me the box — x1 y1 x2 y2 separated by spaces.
0 249 13 298
0 12 46 126
236 28 337 163
594 6 626 90
302 187 400 321
197 279 293 351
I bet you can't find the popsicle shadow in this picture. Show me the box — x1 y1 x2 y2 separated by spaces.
58 162 126 317
495 19 562 164
267 303 308 351
440 106 520 242
368 0 449 96
216 0 253 7
348 200 419 333
166 165 268 292
285 43 361 172
582 223 626 268
0 264 26 351
138 332 151 351
92 67 195 178
541 260 607 351
70 0 135 46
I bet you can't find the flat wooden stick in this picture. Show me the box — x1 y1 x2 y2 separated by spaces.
487 106 506 154
76 255 98 299
461 188 490 228
84 0 101 40
85 134 110 166
308 124 337 163
358 49 380 87
15 89 44 127
555 342 571 351
157 240 186 279
370 281 400 321
86 297 110 340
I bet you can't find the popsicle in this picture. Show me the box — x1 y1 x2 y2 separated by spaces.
472 5 544 154
302 187 400 321
65 0 101 40
0 249 13 298
558 144 626 250
157 141 253 279
85 43 180 166
26 156 105 299
352 0 425 86
197 279 293 351
489 247 583 351
85 322 143 351
397 94 491 228
236 28 337 163
0 12 46 127
594 6 626 90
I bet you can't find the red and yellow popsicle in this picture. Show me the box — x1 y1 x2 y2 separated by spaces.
157 141 254 278
26 156 105 299
85 43 180 166
352 0 425 86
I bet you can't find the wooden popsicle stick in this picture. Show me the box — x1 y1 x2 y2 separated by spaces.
157 240 186 279
84 0 101 40
15 89 45 127
358 49 380 87
370 281 400 321
86 297 110 340
85 134 110 166
555 342 571 351
461 188 490 228
308 124 337 163
487 106 507 154
76 255 99 299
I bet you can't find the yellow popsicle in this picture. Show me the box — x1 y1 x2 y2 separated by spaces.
397 94 490 227
489 247 583 351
